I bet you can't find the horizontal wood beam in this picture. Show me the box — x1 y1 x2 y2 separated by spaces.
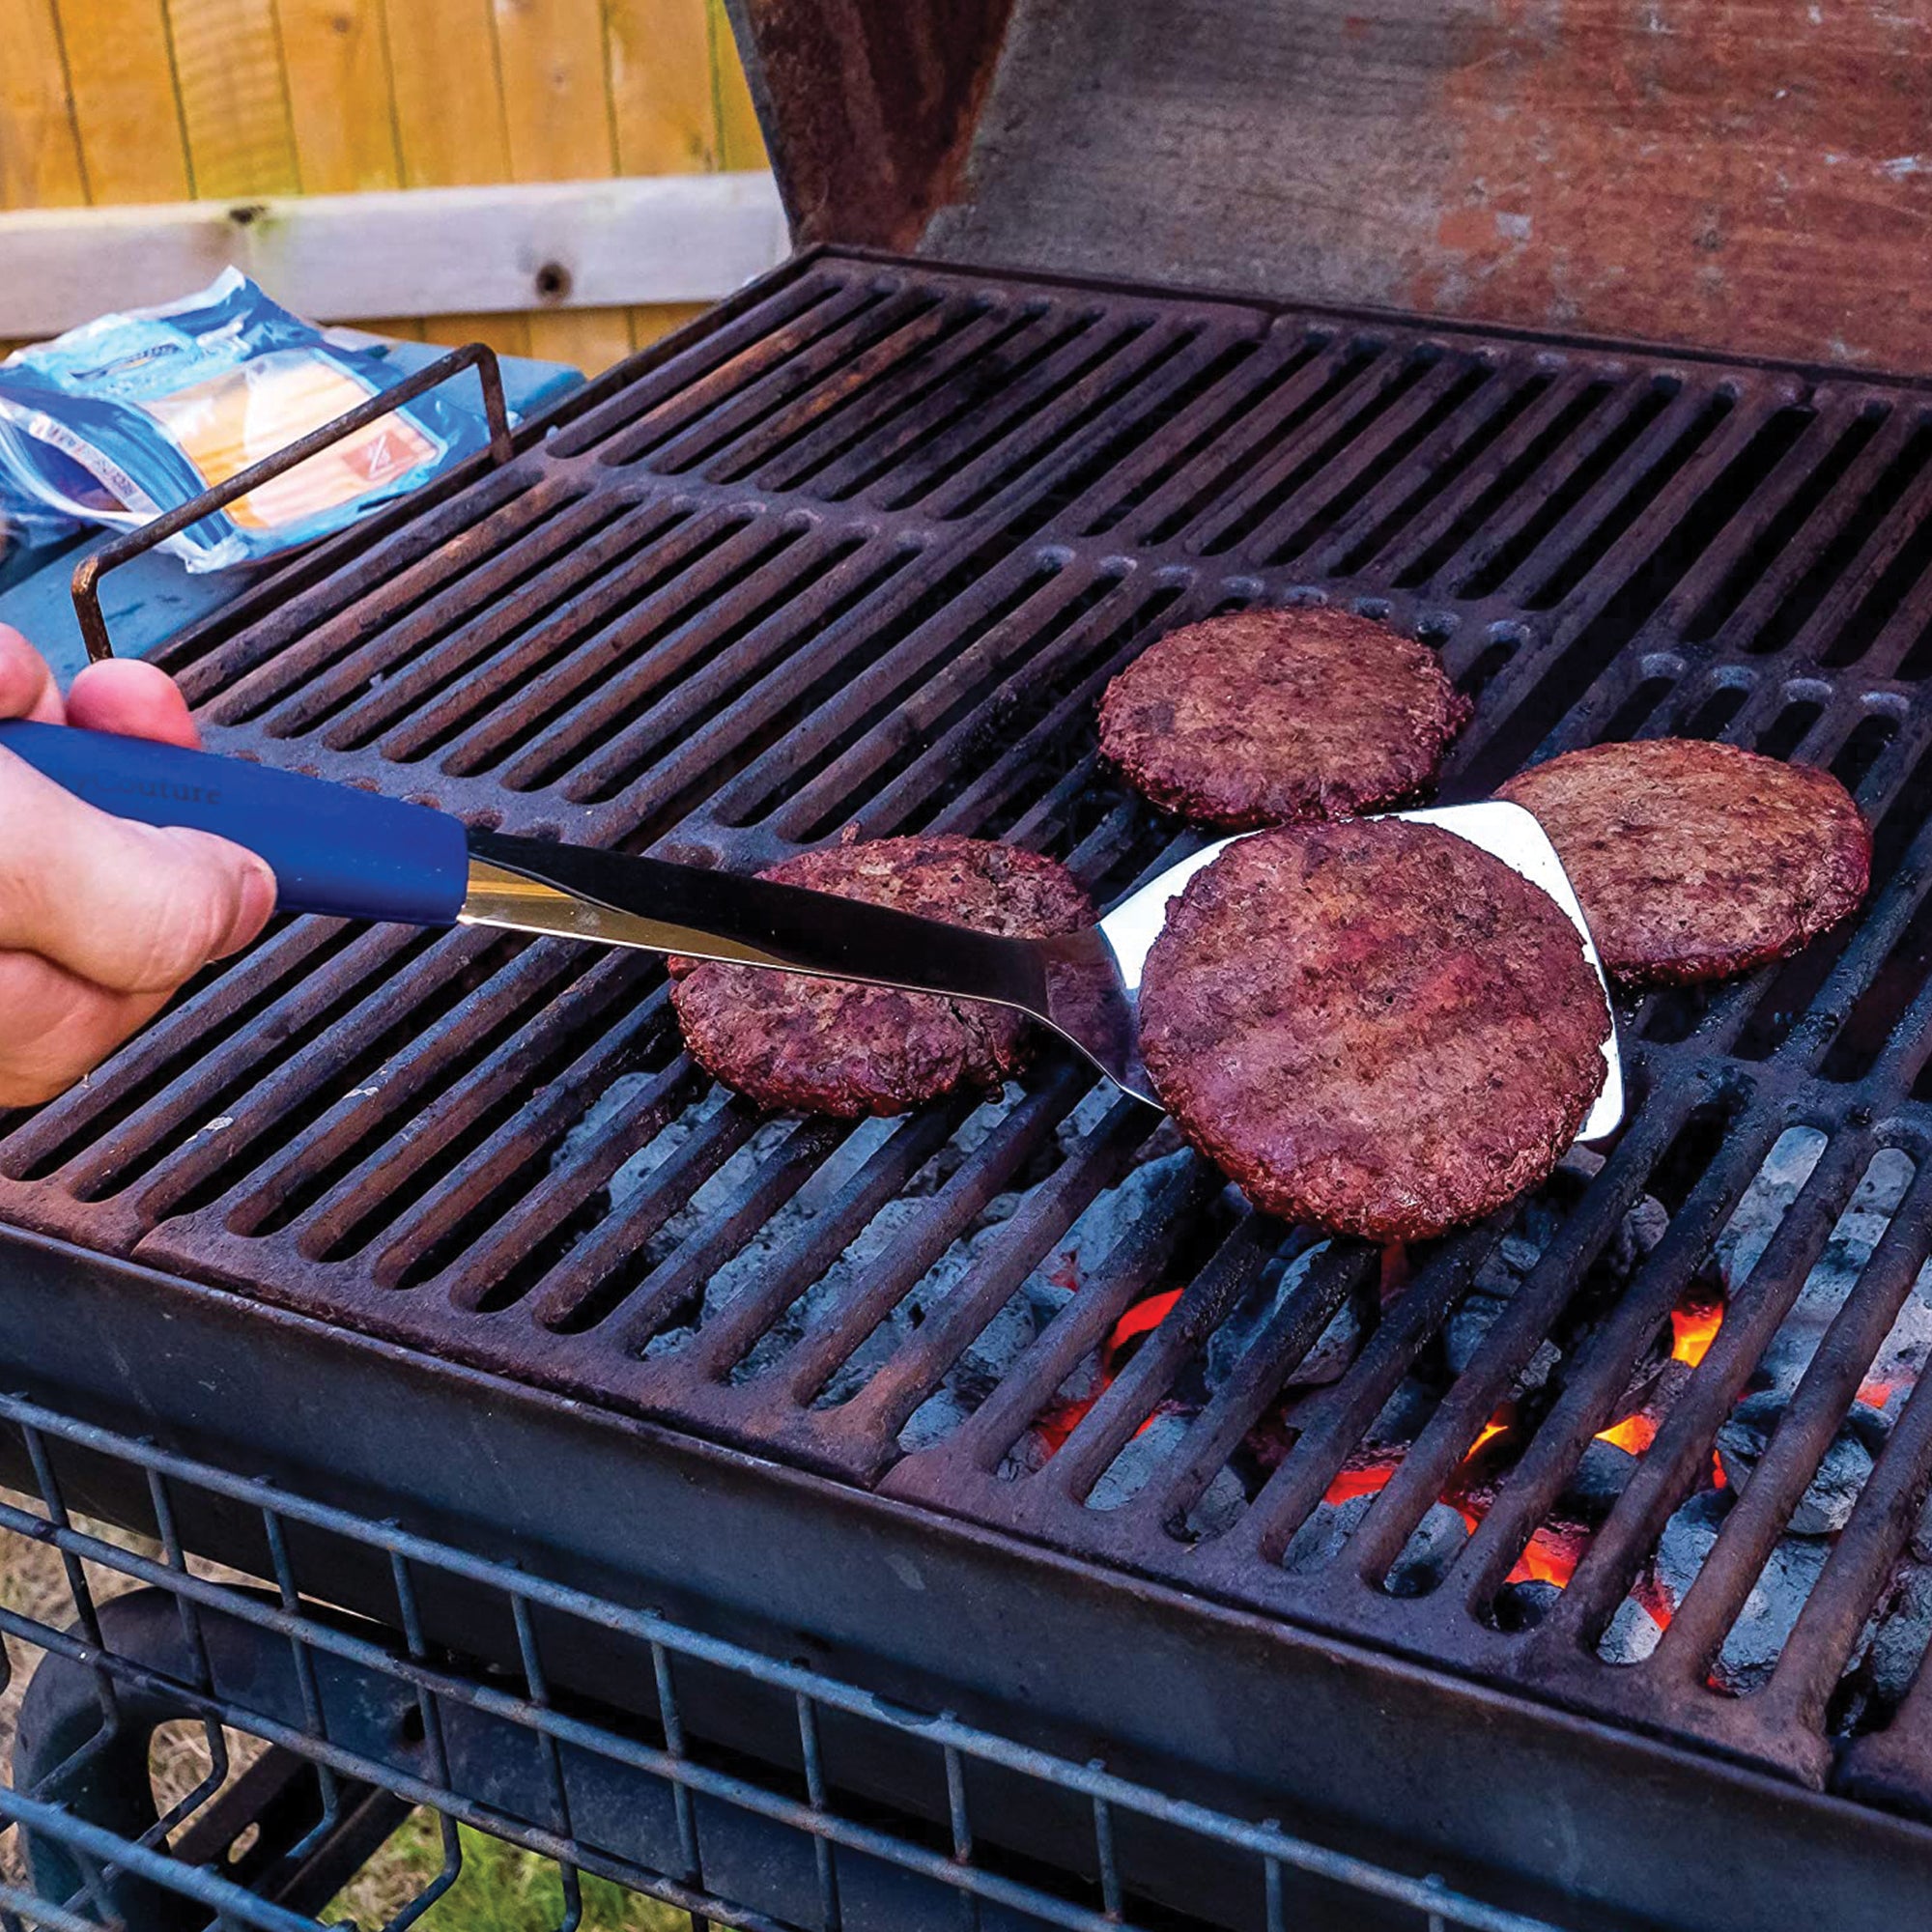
0 173 790 338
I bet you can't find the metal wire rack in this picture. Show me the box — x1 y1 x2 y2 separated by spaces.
0 1390 1568 1932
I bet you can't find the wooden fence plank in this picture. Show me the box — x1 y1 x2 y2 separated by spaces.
709 0 767 170
496 0 633 371
607 0 717 173
56 0 192 202
277 0 405 195
0 0 89 208
0 177 785 332
383 0 528 355
166 0 301 198
632 301 710 349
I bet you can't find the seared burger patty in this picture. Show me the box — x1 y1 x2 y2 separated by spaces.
1498 739 1870 985
1097 608 1471 830
668 835 1091 1118
1138 819 1609 1241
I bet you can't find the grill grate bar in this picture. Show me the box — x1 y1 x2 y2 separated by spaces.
1548 1124 1878 1645
541 270 845 462
202 472 580 731
165 463 548 706
608 1113 856 1352
338 498 702 761
760 299 1052 498
1658 393 1863 646
1378 363 1614 590
1499 380 1745 611
893 316 1189 520
213 938 591 1242
952 321 1265 534
1449 1107 1784 1605
1774 1348 1932 1733
365 983 685 1298
21 249 1932 1811
1314 360 1561 582
674 1101 973 1382
525 1090 764 1334
825 1093 1158 1465
1115 1236 1367 1533
1188 342 1444 557
1240 352 1493 566
605 278 917 474
1776 425 1932 668
702 290 1002 487
1346 1099 1708 1590
1657 1152 1932 1684
772 1066 1094 1407
1111 330 1371 550
941 1157 1222 1487
1037 1218 1277 1508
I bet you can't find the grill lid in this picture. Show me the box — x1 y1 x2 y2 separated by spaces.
723 0 1932 370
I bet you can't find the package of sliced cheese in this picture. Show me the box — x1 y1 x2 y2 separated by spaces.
0 270 490 570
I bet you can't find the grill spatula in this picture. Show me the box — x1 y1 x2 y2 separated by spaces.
0 722 1623 1140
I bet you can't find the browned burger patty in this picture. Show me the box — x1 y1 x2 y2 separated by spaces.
1138 820 1609 1240
668 836 1091 1118
1497 739 1870 985
1097 608 1471 830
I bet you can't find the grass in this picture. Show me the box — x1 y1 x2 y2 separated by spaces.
328 1814 686 1931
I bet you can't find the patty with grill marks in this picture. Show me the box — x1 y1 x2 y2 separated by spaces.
1498 739 1870 985
1138 819 1610 1240
668 835 1092 1118
1097 608 1471 830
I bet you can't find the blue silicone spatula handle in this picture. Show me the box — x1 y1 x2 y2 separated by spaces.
0 721 471 925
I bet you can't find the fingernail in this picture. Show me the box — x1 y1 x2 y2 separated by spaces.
220 856 278 955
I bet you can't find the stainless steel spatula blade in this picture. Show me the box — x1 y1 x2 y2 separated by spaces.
1078 803 1623 1137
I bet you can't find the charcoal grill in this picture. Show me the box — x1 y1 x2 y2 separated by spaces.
7 1 1932 1925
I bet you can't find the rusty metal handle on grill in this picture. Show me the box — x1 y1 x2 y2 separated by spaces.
69 341 516 666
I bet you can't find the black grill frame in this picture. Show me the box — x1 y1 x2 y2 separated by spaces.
8 245 1932 1908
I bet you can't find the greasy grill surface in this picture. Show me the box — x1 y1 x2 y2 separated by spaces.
10 247 1932 1811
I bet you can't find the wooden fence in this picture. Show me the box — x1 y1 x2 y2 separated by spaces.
0 0 770 372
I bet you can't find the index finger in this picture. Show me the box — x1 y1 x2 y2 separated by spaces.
0 626 65 724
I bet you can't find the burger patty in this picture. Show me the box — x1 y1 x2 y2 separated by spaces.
1498 739 1870 985
668 835 1092 1118
1097 608 1471 830
1138 820 1610 1241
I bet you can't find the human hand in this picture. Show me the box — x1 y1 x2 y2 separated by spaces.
0 626 274 1105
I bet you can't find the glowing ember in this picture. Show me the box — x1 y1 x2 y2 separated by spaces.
1507 1524 1584 1590
1323 1458 1404 1506
1596 1412 1659 1455
1037 1289 1187 1454
1109 1289 1183 1356
1632 1570 1675 1630
1856 1380 1894 1411
1306 1283 1734 1597
1669 1296 1724 1368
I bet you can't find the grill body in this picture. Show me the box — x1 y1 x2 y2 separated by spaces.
9 246 1932 1922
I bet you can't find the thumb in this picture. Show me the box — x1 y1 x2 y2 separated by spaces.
0 749 276 992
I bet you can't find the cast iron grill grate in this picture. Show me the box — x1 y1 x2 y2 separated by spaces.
8 248 1932 1813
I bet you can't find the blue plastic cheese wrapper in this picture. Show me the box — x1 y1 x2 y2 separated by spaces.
0 270 495 570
